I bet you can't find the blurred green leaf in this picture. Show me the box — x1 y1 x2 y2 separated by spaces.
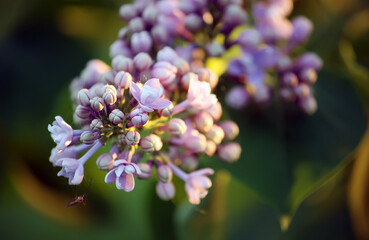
339 39 369 107
217 70 365 224
175 163 354 240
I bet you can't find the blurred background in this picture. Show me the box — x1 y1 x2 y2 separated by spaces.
1 0 369 239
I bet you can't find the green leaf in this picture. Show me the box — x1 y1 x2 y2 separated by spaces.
219 69 365 222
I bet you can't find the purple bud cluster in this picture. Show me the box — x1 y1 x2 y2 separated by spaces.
225 0 322 114
49 46 241 205
111 0 321 114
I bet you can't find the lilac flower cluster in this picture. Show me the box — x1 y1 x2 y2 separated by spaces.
49 47 241 205
48 0 321 205
110 0 322 114
226 0 323 114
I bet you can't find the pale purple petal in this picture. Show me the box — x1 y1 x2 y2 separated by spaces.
115 165 125 178
139 104 154 112
113 159 129 167
130 82 142 102
190 168 214 176
141 85 160 105
116 174 135 191
189 176 212 189
145 78 163 96
70 165 84 185
105 169 116 183
128 163 142 175
149 98 172 110
185 184 200 204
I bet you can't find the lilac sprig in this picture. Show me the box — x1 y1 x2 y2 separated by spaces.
48 46 241 205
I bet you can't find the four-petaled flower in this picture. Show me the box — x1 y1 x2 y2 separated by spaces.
185 168 214 205
130 78 172 112
172 77 218 115
56 158 84 185
105 159 141 192
187 78 217 110
48 116 74 152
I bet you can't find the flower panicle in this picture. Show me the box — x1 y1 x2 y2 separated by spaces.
48 46 241 205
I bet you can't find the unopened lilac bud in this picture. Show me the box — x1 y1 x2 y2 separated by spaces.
157 165 173 183
295 53 323 71
151 61 178 87
119 4 137 22
103 91 117 105
205 41 225 57
184 131 207 153
110 40 132 58
157 47 179 63
156 182 175 200
125 131 140 145
109 109 125 125
151 25 169 44
138 163 152 179
218 142 241 163
195 68 218 89
140 134 163 152
194 111 213 133
295 83 310 98
75 105 91 119
96 153 116 171
179 1 196 13
219 121 239 140
291 16 313 43
299 96 317 115
226 86 250 109
131 31 152 54
77 89 91 106
168 118 187 136
131 113 149 127
115 71 132 89
90 97 105 112
158 103 174 117
133 53 153 71
129 17 145 33
88 83 105 98
80 131 95 144
129 107 145 118
205 102 222 121
223 4 247 28
112 55 133 72
118 27 130 39
117 133 126 146
173 58 190 75
73 113 90 127
104 85 117 94
238 29 261 49
79 60 110 84
185 14 203 32
206 125 224 145
255 46 278 68
180 155 199 171
100 71 115 85
142 6 158 25
181 72 197 90
300 68 317 84
90 119 104 131
205 140 217 157
282 72 298 87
